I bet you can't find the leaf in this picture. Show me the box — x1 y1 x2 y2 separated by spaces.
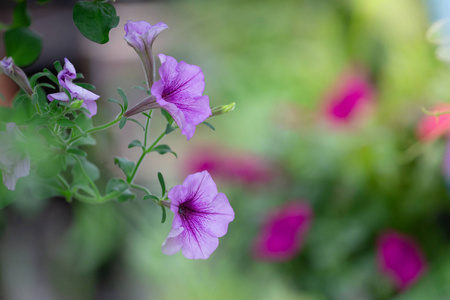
160 206 166 223
4 27 42 67
43 68 58 84
114 157 135 179
126 118 145 131
161 109 173 123
72 157 100 187
202 121 215 131
157 172 166 196
53 61 62 73
73 1 119 44
28 114 49 126
119 117 127 129
117 190 135 202
72 135 96 147
117 87 128 111
165 123 176 134
67 148 87 157
76 82 96 91
106 178 134 202
12 94 29 109
151 144 177 158
37 152 66 178
107 98 124 113
56 117 76 127
128 139 144 149
12 1 31 28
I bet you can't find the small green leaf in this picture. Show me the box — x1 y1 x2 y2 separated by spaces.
67 148 87 157
158 172 166 196
119 117 127 129
34 83 56 90
152 145 177 158
76 82 96 91
12 1 31 28
43 68 58 84
53 61 62 73
161 109 173 123
143 195 159 202
161 206 166 223
12 94 28 109
107 98 124 113
117 190 135 202
4 27 42 67
106 178 128 194
28 114 49 126
202 121 215 131
56 118 76 127
73 1 120 44
114 157 135 179
165 123 176 134
117 87 128 110
126 118 145 131
128 139 144 149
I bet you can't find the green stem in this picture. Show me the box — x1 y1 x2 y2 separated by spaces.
130 183 151 195
68 114 123 146
57 174 70 190
73 155 101 198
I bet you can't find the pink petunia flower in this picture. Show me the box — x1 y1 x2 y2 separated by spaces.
322 66 375 125
377 231 427 291
416 104 450 142
253 202 313 261
162 171 234 259
47 58 100 117
125 54 212 140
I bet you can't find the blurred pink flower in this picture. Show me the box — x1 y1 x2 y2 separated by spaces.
186 147 274 185
377 231 427 291
416 104 450 142
253 202 313 261
323 66 375 124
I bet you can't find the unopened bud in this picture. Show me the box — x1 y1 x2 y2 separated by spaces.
0 57 33 96
211 102 235 117
70 99 84 110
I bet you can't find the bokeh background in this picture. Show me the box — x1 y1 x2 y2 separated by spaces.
2 0 450 299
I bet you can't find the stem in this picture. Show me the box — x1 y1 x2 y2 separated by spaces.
130 183 151 194
68 114 123 146
144 110 153 148
73 155 101 198
57 174 70 190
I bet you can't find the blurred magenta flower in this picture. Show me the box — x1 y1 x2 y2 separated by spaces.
253 202 312 261
322 66 374 124
186 147 274 185
0 123 30 191
47 58 100 117
377 231 427 291
0 57 33 96
123 20 168 87
416 104 450 142
125 54 211 140
162 170 234 259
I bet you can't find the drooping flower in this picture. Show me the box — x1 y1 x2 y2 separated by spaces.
0 57 33 96
416 104 450 142
162 170 234 259
253 202 312 261
0 123 30 191
124 20 168 88
377 231 427 291
125 54 212 140
47 58 100 117
322 66 375 125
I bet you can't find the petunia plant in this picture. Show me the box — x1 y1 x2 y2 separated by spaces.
0 17 235 259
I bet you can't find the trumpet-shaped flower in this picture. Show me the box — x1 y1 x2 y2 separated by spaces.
125 54 212 140
377 231 427 291
124 20 168 87
162 170 234 259
47 58 99 117
253 202 312 261
0 123 30 191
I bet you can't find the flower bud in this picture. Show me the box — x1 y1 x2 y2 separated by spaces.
0 57 33 96
211 102 235 117
69 99 84 110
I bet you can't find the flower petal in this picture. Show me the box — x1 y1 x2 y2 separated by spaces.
47 92 70 102
180 229 219 259
202 193 235 237
161 227 184 255
183 170 218 204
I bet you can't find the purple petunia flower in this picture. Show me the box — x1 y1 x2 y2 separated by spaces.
377 231 427 291
253 202 312 261
125 54 212 140
162 170 234 259
47 58 100 117
124 20 168 88
0 123 30 191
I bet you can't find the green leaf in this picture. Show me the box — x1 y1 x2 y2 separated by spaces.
151 144 177 158
128 139 144 149
160 206 166 223
73 1 119 44
126 118 145 131
56 117 76 127
12 1 31 28
43 68 58 84
117 87 128 111
76 82 96 91
117 190 135 202
72 135 96 147
12 93 29 109
106 178 134 202
114 157 135 179
28 114 49 126
157 172 166 196
107 98 124 113
4 27 42 67
202 121 215 131
143 195 159 202
53 61 62 73
161 109 173 123
119 117 127 129
72 157 100 188
67 148 87 157
36 152 66 178
165 123 176 134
